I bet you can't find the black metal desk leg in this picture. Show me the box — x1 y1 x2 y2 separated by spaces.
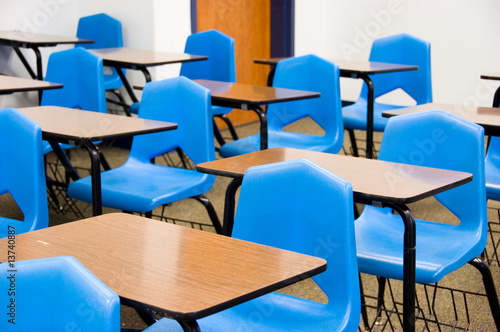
177 320 201 332
492 86 500 108
222 178 242 236
360 75 375 159
387 203 416 332
13 45 37 79
80 141 103 216
266 64 276 87
249 105 268 150
116 67 139 103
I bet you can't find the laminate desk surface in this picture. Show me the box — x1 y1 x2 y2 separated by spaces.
134 79 320 151
0 75 62 94
0 31 92 87
254 58 418 76
0 31 92 46
197 147 472 205
194 79 320 106
18 106 177 141
254 58 418 159
89 47 208 109
89 47 208 68
382 102 500 136
18 106 178 216
480 73 500 81
0 213 327 321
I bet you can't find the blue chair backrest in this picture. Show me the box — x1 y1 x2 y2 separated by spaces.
42 47 107 113
379 110 486 237
0 108 48 236
485 136 500 200
129 76 215 165
232 159 360 328
0 256 120 331
76 13 123 49
269 54 344 150
180 29 236 83
361 33 432 105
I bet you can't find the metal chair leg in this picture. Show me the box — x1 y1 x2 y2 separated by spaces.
218 114 239 141
468 257 500 331
347 129 359 157
359 274 371 332
191 195 222 234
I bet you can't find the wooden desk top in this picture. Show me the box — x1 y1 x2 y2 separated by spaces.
382 102 500 136
0 75 62 94
89 47 208 68
481 73 500 81
194 79 320 106
0 31 92 46
254 57 418 75
0 213 326 320
197 148 472 205
18 106 177 142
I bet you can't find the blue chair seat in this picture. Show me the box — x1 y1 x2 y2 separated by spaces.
353 110 500 330
146 292 354 332
342 100 407 132
355 206 483 285
219 54 344 158
68 160 214 213
144 158 360 332
219 130 338 157
67 77 222 233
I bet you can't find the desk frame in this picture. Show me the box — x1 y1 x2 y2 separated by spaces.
0 213 327 332
197 148 472 332
255 58 418 158
19 106 177 216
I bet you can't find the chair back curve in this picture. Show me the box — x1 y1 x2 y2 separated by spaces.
180 29 236 83
129 76 215 166
232 158 361 330
0 256 120 331
0 108 48 237
363 33 432 104
379 110 486 245
42 47 107 113
270 54 344 153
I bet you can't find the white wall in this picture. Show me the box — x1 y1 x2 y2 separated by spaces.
295 0 500 107
0 0 79 108
0 0 191 108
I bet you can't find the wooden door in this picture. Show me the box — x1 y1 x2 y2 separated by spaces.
197 0 271 127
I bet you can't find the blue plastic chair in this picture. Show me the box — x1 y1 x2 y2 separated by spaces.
181 29 238 144
67 76 222 233
42 47 107 113
485 137 500 201
0 108 48 237
41 47 107 154
144 159 360 332
343 33 432 156
76 13 124 91
353 110 500 329
219 54 344 158
0 256 120 331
